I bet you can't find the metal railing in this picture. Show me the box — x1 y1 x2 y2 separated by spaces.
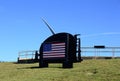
81 47 120 59
18 50 37 60
18 47 120 60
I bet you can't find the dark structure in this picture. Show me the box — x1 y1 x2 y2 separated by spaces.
39 33 82 68
17 19 82 67
94 45 105 48
38 19 82 68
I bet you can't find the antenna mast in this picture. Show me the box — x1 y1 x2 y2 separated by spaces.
42 19 55 35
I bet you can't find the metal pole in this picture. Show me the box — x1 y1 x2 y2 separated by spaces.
78 38 81 61
42 19 55 35
66 33 69 61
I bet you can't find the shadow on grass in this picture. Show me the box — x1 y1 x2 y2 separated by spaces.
13 62 37 64
17 66 72 69
16 62 73 69
17 66 41 69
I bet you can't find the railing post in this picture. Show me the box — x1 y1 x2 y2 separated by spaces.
112 48 115 59
18 52 20 59
26 52 28 59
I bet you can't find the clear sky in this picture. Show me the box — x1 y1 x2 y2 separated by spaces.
0 0 120 61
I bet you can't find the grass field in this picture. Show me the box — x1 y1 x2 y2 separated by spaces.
0 59 120 81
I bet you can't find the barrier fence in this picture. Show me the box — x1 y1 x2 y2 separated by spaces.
18 50 37 60
81 47 120 59
18 47 120 60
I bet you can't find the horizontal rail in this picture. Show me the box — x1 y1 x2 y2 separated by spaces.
19 54 35 56
18 50 37 54
81 47 120 49
82 51 120 52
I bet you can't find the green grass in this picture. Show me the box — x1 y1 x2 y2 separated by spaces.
0 59 120 81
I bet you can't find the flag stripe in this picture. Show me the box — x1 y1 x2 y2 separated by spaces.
43 55 65 58
44 53 65 55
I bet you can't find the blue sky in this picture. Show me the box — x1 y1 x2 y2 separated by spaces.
0 0 120 61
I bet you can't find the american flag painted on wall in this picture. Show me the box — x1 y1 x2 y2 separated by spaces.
43 42 65 58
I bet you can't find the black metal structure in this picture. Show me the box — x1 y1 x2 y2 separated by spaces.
39 33 82 68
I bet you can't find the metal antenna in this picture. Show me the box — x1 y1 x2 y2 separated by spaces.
42 18 55 35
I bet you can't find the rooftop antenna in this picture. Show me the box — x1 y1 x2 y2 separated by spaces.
42 18 55 35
